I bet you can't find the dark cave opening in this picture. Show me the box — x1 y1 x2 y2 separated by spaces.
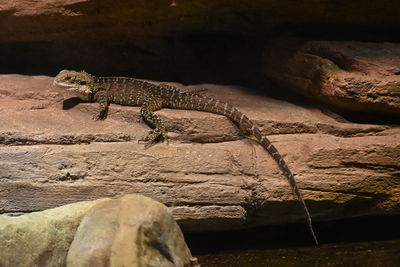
1 24 399 125
184 215 400 255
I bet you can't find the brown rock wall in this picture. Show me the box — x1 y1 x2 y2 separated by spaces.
0 74 399 232
1 0 400 42
1 0 399 86
263 40 400 114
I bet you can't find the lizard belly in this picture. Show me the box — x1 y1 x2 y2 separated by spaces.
108 89 143 106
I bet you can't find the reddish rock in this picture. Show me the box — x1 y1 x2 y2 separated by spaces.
263 40 400 114
1 0 399 42
0 74 399 233
1 0 400 82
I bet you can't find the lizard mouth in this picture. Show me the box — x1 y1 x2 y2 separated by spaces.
53 80 79 91
54 80 71 87
53 80 92 95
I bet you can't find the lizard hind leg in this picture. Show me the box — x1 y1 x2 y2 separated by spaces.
93 90 109 121
138 97 167 148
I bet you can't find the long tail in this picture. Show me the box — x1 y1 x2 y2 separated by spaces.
171 94 318 245
222 101 318 245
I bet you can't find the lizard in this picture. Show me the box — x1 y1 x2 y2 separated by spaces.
54 69 318 245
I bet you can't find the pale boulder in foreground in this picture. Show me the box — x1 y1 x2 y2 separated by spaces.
0 194 192 267
67 194 192 267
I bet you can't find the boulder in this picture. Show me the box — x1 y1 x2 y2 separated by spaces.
67 194 192 267
0 74 399 234
0 194 192 267
0 198 107 267
263 39 400 114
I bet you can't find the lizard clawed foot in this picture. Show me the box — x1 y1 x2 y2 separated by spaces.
136 116 143 123
92 112 107 121
138 130 167 149
138 139 157 149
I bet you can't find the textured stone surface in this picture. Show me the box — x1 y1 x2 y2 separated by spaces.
263 40 400 114
0 194 191 267
0 198 107 267
0 74 399 233
1 0 399 41
67 194 192 267
1 0 399 83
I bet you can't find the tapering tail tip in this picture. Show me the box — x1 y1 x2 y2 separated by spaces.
311 227 319 246
304 203 318 245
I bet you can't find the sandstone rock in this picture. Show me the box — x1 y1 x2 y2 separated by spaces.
0 198 107 267
1 1 399 82
0 74 399 234
0 194 192 267
67 194 192 267
263 39 400 114
1 0 399 42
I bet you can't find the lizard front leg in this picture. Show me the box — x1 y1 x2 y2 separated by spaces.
93 90 109 120
139 96 166 148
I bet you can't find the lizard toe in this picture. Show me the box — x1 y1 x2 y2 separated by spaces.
92 113 106 121
138 130 165 148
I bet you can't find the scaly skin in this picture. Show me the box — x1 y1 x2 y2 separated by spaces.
54 69 318 245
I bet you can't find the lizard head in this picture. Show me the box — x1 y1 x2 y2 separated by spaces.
54 70 94 101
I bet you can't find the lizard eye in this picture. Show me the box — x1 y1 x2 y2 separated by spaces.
79 81 87 85
65 76 71 80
